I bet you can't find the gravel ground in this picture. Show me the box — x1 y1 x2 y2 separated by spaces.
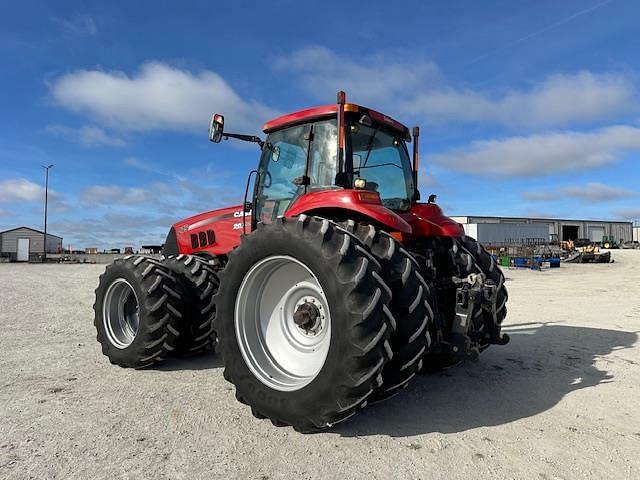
1 251 639 479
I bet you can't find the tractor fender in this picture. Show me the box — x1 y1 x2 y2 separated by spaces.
285 190 412 233
401 203 465 238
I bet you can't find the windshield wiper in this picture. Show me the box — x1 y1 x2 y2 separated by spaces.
360 127 379 169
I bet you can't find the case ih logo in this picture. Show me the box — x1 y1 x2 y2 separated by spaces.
177 225 189 234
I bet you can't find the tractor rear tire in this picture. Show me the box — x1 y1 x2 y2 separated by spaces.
343 221 433 401
162 254 219 356
457 236 508 346
214 215 396 432
94 255 185 368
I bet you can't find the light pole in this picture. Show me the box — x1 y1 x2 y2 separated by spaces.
42 164 54 263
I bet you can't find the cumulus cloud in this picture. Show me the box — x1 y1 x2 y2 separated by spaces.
406 71 635 128
433 125 640 177
45 124 126 147
50 62 278 133
614 209 640 220
274 46 440 106
523 182 638 202
49 214 177 249
277 47 636 128
81 185 158 205
0 179 46 202
0 178 70 214
52 14 98 36
80 179 238 212
418 170 440 188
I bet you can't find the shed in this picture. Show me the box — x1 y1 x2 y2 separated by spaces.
0 227 63 262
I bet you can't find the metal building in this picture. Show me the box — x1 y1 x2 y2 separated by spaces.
451 216 633 245
634 222 640 242
0 226 63 262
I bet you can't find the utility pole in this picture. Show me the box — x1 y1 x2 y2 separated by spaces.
42 164 54 263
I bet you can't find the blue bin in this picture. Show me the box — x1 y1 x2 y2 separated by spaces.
514 257 528 268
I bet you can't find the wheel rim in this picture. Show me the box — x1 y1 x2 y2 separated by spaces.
103 278 140 349
235 255 331 392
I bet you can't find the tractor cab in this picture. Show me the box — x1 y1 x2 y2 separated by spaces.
209 92 419 232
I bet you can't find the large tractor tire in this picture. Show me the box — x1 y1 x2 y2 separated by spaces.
94 255 185 368
343 220 433 401
162 254 219 356
214 215 396 432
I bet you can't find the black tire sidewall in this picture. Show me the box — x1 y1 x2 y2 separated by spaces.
94 260 155 365
217 226 371 425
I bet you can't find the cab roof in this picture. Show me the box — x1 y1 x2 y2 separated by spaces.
262 103 410 139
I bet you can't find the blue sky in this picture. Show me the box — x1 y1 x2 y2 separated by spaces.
1 0 639 248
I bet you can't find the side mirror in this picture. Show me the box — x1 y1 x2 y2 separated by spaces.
269 144 280 162
209 114 224 143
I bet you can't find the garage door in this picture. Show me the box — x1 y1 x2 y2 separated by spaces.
17 238 29 262
590 227 605 243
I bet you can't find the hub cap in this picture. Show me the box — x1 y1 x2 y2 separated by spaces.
103 278 140 349
235 255 331 392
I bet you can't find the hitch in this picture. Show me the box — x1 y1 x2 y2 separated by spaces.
447 272 508 358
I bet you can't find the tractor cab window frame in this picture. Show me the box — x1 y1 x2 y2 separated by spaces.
254 119 339 226
346 119 415 212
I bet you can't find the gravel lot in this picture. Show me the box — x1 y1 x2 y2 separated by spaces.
1 251 639 479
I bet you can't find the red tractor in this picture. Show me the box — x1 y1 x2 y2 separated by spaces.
94 92 509 432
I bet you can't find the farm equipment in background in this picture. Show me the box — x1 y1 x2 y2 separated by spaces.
93 92 509 432
601 235 618 249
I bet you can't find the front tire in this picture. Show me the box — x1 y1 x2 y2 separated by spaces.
162 254 219 356
214 216 396 432
94 256 184 368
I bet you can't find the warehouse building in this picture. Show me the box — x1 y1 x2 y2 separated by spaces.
451 216 633 246
0 227 63 262
634 222 640 243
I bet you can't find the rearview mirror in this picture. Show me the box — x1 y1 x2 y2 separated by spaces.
208 114 224 143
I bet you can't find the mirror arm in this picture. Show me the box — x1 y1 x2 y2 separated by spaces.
223 132 264 148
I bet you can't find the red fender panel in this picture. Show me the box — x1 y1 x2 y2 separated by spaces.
285 190 412 233
401 203 465 238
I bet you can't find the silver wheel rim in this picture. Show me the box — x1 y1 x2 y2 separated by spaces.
235 255 331 392
103 278 140 349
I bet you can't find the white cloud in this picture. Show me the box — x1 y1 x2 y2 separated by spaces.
433 125 640 177
0 178 69 214
274 46 440 106
614 208 640 220
45 124 126 147
122 157 182 179
0 208 11 217
277 47 635 128
523 182 638 202
50 62 278 133
0 179 44 202
52 14 98 36
406 72 635 128
418 169 439 188
81 185 157 205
